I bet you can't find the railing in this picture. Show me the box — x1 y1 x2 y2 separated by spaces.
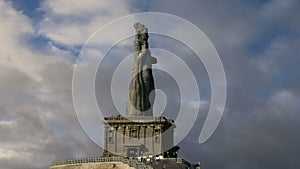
50 157 122 166
50 156 188 169
50 156 153 169
104 116 168 123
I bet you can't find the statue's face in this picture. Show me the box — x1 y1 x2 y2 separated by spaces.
133 22 146 33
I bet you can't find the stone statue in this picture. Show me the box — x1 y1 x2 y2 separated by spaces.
126 23 157 116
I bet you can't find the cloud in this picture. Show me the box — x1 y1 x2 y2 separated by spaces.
42 0 128 16
0 1 102 169
0 0 38 80
1 0 300 169
38 0 132 46
260 0 298 18
269 90 299 117
140 0 300 168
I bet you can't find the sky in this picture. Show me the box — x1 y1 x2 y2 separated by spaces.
0 0 300 169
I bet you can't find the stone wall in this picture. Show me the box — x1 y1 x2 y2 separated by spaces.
103 116 174 157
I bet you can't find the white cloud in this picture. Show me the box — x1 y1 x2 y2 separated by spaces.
0 1 101 168
0 120 12 126
252 35 295 74
270 90 299 115
260 0 297 17
0 1 37 78
43 0 129 16
39 0 132 46
0 149 18 159
1 0 300 168
0 1 75 81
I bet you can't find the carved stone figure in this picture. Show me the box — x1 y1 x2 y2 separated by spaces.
126 23 157 116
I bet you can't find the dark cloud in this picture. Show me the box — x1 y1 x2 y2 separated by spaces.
0 60 102 169
141 0 300 168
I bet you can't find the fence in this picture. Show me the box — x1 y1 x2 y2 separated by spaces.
50 156 153 169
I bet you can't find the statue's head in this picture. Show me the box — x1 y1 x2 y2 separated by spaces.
133 22 147 34
133 22 143 30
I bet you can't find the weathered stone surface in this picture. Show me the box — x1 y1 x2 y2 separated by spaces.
103 116 175 157
50 162 134 169
126 23 157 116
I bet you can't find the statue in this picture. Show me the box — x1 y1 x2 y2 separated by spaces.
126 23 157 116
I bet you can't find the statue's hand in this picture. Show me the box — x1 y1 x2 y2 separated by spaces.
151 56 157 64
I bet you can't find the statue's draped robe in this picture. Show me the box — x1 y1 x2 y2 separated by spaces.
126 23 156 116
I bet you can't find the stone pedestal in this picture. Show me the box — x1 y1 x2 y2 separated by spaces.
103 116 175 157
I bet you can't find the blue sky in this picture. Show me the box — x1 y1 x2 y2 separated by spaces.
0 0 299 169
